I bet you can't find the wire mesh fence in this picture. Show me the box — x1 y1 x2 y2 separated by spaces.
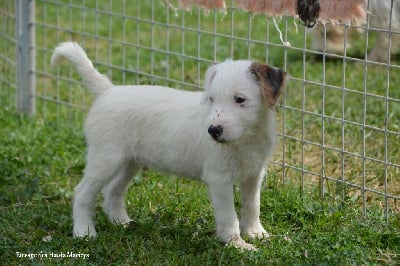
1 0 399 221
0 1 17 107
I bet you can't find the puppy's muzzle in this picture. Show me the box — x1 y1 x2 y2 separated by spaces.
208 125 224 142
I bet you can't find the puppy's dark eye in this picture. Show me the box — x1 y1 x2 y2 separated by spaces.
234 96 246 104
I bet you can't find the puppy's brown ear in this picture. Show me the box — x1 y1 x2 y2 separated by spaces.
250 62 287 106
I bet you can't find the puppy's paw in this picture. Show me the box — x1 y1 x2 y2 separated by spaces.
228 235 257 251
73 228 97 238
244 229 270 239
246 230 270 239
241 224 270 239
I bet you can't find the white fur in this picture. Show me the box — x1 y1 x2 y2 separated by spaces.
51 42 286 250
311 0 400 62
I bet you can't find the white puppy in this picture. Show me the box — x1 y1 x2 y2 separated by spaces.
51 42 287 250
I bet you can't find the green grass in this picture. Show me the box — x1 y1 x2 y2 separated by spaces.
1 106 399 265
1 0 400 264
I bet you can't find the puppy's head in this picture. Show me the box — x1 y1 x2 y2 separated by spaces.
203 60 287 143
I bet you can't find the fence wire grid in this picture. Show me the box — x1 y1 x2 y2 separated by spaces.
1 0 399 221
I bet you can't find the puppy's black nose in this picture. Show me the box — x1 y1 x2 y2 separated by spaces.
208 125 223 140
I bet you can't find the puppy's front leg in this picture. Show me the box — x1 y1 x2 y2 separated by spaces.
239 172 269 239
207 180 256 250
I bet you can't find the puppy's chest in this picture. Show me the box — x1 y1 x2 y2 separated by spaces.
228 147 269 181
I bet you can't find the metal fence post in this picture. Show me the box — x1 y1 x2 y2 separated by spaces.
16 0 35 114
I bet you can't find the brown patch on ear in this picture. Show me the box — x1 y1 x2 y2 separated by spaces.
250 62 287 106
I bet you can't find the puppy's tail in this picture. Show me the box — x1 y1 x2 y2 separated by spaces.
51 42 113 95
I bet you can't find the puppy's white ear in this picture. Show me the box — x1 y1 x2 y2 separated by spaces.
249 62 287 106
204 63 218 90
202 63 218 103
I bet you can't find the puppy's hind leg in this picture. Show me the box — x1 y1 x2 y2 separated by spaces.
102 160 141 226
73 151 123 238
